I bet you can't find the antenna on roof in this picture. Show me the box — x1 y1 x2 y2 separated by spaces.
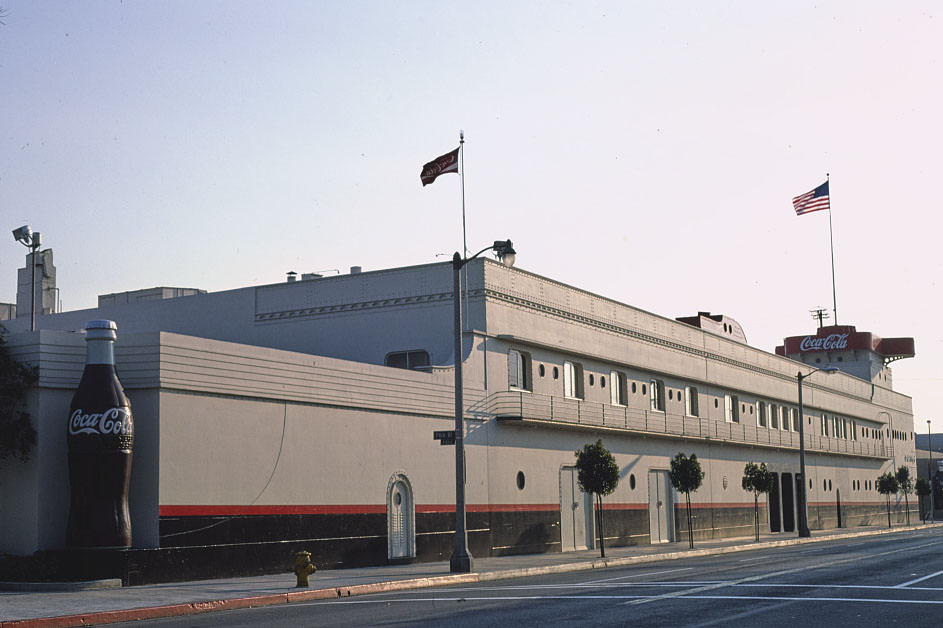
809 306 830 329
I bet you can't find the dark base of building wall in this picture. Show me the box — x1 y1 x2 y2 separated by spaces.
2 504 920 585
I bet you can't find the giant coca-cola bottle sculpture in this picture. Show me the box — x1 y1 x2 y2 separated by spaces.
66 320 134 548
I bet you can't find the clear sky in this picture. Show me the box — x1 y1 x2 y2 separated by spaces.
1 2 940 429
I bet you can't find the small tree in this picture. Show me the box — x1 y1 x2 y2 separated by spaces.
574 439 620 558
0 326 38 462
742 462 775 542
896 466 913 525
915 478 931 523
669 452 704 549
877 472 899 529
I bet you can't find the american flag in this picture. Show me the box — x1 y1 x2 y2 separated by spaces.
792 181 830 216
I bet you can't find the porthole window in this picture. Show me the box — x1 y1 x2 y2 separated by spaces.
810 479 813 489
824 479 828 492
630 474 636 490
553 366 559 380
393 492 402 505
829 480 832 491
669 390 674 401
642 384 647 395
632 382 637 394
516 471 525 491
714 399 719 408
589 374 595 386
601 376 606 388
748 405 753 415
538 364 545 377
723 476 728 490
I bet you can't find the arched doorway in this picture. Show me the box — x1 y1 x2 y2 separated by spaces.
387 473 415 560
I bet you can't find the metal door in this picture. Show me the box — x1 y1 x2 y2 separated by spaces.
560 466 592 551
648 470 673 543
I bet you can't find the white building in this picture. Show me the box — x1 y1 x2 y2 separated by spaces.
0 254 917 583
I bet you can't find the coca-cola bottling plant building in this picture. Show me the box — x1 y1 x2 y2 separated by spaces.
0 255 918 582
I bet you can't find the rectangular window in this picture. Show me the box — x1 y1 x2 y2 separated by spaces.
853 421 858 441
385 350 431 370
508 349 531 391
725 394 740 423
650 379 665 412
610 370 627 406
822 414 829 437
770 403 778 429
564 361 583 399
685 386 699 417
758 402 767 428
792 408 800 432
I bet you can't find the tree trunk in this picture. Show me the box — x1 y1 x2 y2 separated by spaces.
686 492 694 549
754 493 759 542
904 493 910 525
597 493 606 558
886 495 892 528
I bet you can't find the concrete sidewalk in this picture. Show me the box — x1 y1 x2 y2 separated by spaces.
2 523 938 628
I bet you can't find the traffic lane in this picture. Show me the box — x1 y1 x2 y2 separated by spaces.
119 529 943 627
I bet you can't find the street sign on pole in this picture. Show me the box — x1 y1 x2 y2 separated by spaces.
434 430 456 441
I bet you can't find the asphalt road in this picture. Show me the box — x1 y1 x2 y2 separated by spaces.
124 528 943 627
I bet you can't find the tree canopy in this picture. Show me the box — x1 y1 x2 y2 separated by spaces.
0 326 38 462
575 439 620 497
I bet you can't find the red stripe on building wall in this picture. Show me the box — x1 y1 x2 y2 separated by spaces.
159 501 772 517
601 502 648 511
158 505 387 516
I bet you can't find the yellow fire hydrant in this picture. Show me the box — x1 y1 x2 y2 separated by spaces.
292 550 317 588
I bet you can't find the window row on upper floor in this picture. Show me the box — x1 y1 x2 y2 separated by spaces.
506 348 884 435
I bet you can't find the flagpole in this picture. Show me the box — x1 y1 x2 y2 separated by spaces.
460 130 467 257
459 130 468 331
826 172 837 324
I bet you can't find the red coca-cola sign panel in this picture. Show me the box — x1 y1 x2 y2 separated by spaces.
778 325 915 360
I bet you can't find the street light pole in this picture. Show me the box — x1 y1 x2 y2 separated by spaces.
929 419 934 523
450 240 516 573
796 365 838 538
12 226 41 332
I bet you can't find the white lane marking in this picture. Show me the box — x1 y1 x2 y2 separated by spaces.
306 593 943 606
580 567 694 584
622 538 943 606
737 556 770 563
895 570 943 588
736 582 943 591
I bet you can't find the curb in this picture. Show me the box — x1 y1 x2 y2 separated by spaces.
2 523 938 628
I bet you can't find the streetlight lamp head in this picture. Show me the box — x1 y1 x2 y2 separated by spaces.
493 239 516 268
820 365 840 374
12 225 32 245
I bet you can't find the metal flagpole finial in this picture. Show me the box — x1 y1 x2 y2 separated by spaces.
459 130 464 142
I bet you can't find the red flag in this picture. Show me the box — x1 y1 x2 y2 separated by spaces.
420 148 460 186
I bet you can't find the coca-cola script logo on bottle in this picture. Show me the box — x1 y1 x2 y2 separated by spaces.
799 333 849 352
69 407 132 436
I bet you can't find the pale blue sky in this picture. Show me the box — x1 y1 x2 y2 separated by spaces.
2 1 940 428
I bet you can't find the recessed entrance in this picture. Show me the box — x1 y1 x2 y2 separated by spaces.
387 473 415 560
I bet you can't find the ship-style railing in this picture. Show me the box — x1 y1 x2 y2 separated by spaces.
480 390 889 459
